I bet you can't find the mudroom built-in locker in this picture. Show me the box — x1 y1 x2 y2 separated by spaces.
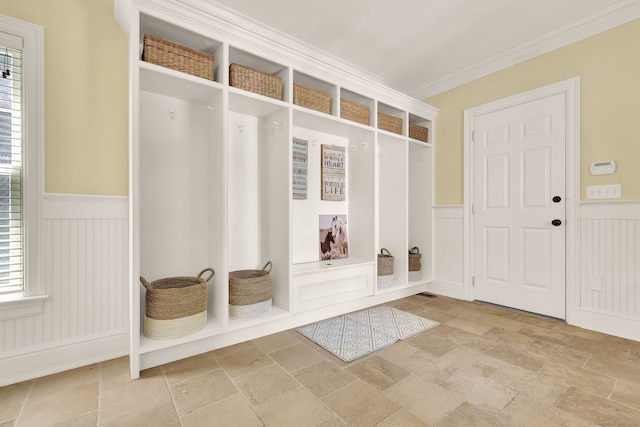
116 0 437 378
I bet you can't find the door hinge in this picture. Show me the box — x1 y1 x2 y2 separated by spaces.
472 203 475 215
472 130 475 142
472 276 475 287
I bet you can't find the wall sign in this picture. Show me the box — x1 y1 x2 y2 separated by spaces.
321 145 345 201
292 138 308 200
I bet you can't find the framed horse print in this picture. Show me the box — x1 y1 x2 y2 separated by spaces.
319 214 348 260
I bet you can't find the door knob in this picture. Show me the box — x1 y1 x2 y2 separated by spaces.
553 196 561 203
552 219 562 226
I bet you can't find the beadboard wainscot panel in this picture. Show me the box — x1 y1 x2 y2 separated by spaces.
579 201 640 342
0 194 129 386
428 205 465 299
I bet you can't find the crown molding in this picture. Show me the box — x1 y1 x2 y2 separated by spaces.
411 0 640 99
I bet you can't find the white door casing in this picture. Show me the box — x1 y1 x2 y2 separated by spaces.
473 93 566 319
463 77 580 324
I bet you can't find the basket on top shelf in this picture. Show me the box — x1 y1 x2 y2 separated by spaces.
408 246 422 281
409 123 429 142
140 268 215 339
142 34 214 80
340 98 370 125
229 261 273 319
294 84 331 114
230 63 282 100
378 112 403 135
377 248 394 289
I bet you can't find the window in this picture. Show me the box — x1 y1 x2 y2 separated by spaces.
0 45 23 299
0 15 45 317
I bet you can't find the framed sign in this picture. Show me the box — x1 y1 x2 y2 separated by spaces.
292 138 308 200
321 145 345 201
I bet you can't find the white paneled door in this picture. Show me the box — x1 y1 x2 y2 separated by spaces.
473 93 566 319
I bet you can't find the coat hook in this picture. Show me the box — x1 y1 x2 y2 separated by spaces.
168 109 175 120
351 145 357 151
361 142 368 149
238 124 244 133
207 105 219 115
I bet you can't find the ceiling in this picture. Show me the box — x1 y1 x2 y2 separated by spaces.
210 0 640 98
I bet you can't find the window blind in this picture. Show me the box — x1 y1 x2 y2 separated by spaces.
0 45 23 298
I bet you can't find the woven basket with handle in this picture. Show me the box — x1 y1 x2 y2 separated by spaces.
229 261 273 319
377 248 394 276
409 247 422 272
140 268 215 339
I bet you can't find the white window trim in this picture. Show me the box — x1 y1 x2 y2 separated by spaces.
0 14 46 320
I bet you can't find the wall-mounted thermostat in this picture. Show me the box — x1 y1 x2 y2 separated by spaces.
590 160 616 175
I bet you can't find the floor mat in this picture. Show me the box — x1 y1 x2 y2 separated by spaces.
297 306 439 362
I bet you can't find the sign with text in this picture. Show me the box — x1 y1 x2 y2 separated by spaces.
321 145 345 201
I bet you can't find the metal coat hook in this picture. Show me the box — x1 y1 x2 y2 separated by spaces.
361 142 368 149
238 124 244 133
168 109 176 120
206 105 219 115
351 145 357 151
265 121 282 133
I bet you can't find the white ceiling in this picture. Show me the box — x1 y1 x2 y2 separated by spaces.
210 0 640 98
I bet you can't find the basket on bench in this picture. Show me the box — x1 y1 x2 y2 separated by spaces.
229 261 273 319
377 248 394 289
140 268 215 339
409 246 422 281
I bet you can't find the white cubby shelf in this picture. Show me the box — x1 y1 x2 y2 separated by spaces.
117 0 438 379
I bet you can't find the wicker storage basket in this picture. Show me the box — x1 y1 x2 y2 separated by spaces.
377 248 394 289
140 268 215 339
408 246 422 281
294 84 331 114
340 98 370 125
408 247 421 272
142 34 214 80
230 63 282 100
229 261 272 319
378 112 403 135
409 123 429 142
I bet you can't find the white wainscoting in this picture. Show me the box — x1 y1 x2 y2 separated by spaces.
579 201 640 341
0 194 129 386
428 205 465 298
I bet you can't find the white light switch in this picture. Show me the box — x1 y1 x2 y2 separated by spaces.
586 184 621 199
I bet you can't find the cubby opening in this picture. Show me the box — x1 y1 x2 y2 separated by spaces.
140 13 224 83
377 103 405 137
293 71 337 116
377 134 409 289
228 47 289 101
138 86 226 343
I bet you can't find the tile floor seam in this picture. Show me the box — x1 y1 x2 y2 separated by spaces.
12 379 33 427
96 363 103 427
251 350 347 425
162 364 185 427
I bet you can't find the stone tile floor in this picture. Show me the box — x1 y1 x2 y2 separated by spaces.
2 294 640 426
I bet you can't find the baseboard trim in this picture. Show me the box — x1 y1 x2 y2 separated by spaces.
424 281 465 300
0 331 129 386
579 309 640 342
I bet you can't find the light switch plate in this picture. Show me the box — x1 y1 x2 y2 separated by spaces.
587 184 621 199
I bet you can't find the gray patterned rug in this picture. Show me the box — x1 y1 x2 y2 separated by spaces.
297 306 439 362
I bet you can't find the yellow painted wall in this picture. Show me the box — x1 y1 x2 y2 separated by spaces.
426 19 640 205
0 0 128 196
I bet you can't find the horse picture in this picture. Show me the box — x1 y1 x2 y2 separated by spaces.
319 214 348 260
